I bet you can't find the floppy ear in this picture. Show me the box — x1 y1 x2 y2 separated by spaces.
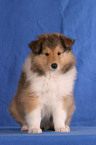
60 35 75 50
29 40 42 54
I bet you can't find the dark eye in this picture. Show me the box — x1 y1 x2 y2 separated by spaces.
45 53 49 56
57 52 61 55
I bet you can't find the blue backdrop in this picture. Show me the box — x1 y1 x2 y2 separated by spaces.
0 0 96 127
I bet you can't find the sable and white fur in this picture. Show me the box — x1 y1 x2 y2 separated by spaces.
9 33 77 133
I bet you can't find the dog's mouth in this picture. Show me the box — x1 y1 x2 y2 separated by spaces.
51 68 58 72
51 69 56 72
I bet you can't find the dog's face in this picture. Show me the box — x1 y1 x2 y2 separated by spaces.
29 33 76 75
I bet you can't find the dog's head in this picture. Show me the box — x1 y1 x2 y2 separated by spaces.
29 33 76 75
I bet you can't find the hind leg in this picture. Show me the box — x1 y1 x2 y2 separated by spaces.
9 98 27 131
21 125 28 131
65 103 75 126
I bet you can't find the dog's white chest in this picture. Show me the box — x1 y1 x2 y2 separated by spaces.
31 67 76 105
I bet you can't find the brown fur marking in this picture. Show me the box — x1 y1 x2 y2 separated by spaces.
31 63 46 76
29 33 75 54
61 63 74 73
9 71 40 126
63 95 75 126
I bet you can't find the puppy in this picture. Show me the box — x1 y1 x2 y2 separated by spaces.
9 33 77 133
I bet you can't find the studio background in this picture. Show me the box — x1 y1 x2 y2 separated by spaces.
0 0 96 127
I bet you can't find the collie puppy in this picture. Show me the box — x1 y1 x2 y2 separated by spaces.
9 33 77 133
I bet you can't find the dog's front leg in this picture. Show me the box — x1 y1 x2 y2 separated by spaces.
25 107 42 133
52 103 70 132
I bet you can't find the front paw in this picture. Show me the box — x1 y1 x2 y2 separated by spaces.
55 125 70 132
28 128 42 134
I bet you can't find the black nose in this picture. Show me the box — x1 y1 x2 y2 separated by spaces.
51 63 58 69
